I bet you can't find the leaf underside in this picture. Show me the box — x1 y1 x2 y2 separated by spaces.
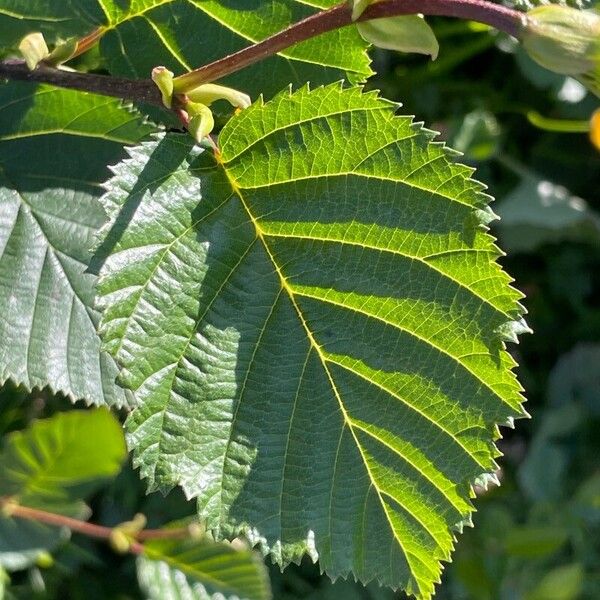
96 84 527 599
0 82 155 406
0 0 371 97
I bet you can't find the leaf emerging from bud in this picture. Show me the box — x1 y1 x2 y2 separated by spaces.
523 6 600 95
46 38 79 67
151 66 175 108
351 0 372 21
18 33 50 70
186 83 251 110
187 102 215 143
357 15 439 60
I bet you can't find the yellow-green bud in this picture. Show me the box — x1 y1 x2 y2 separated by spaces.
522 6 600 78
118 513 147 536
109 529 131 554
187 102 215 143
18 32 50 70
35 551 54 569
151 66 175 108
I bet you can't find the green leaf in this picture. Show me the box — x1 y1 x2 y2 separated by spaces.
526 563 584 600
504 526 569 558
137 533 271 600
0 409 126 515
0 1 371 97
0 82 156 406
357 15 439 59
95 84 527 599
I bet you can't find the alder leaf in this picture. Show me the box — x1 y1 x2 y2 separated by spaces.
0 409 125 569
0 1 371 97
138 532 271 600
0 82 156 406
0 408 126 515
95 84 527 599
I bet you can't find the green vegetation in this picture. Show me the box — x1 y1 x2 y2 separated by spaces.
0 1 598 598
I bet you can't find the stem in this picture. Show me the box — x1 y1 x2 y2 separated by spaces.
175 0 523 91
1 499 191 554
137 527 192 541
527 111 590 133
0 0 523 103
0 59 162 106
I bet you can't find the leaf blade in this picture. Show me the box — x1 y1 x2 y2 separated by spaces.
0 82 156 406
138 533 271 600
96 84 527 599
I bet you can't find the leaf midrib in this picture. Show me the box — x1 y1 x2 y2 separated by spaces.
223 167 436 596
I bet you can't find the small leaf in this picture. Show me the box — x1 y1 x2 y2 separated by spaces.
138 532 271 600
188 103 215 143
527 563 584 600
151 66 175 109
18 32 49 70
357 15 439 59
183 84 251 110
496 170 600 252
0 409 126 515
504 526 569 558
351 0 373 21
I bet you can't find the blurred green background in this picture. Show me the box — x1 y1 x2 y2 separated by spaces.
1 14 599 600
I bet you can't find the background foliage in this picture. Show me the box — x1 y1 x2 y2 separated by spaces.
0 2 599 599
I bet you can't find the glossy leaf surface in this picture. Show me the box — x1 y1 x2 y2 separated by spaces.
0 83 155 406
96 85 527 599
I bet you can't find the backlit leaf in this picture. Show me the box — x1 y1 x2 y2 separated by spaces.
138 533 271 600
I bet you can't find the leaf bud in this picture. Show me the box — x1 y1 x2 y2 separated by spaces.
18 33 50 71
187 102 215 143
186 83 251 110
522 7 600 80
151 66 175 108
46 38 79 67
